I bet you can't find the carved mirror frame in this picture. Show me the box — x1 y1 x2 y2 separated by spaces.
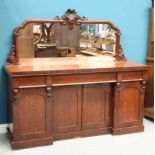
7 9 126 64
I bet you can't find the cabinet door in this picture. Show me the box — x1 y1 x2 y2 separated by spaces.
52 85 82 133
113 81 144 129
82 84 111 130
13 87 52 141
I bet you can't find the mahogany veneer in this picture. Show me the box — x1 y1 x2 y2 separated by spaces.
4 57 148 149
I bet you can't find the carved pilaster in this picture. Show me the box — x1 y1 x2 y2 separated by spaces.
12 89 19 104
46 87 52 102
115 82 121 96
140 80 146 93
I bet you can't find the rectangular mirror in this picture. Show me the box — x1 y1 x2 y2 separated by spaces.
17 23 116 59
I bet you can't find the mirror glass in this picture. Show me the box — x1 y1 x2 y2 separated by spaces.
17 23 116 59
80 24 116 56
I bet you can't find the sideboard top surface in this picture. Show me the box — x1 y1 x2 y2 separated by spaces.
4 57 149 76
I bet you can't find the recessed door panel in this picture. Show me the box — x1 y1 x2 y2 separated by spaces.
13 88 51 141
52 85 82 133
114 82 144 128
82 84 111 130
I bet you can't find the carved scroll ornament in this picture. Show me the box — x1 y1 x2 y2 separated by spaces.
55 9 87 29
7 45 18 64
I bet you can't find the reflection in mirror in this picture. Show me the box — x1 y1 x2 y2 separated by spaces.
79 24 116 56
17 23 116 59
18 23 35 58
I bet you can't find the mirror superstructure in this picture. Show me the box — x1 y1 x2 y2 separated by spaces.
7 9 126 64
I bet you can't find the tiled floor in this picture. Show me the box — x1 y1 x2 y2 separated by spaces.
0 119 153 155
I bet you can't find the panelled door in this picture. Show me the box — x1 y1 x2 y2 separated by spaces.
13 87 52 141
52 85 82 133
113 81 144 129
82 84 111 130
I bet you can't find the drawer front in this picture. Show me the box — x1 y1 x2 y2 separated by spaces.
12 76 46 88
118 71 143 81
50 73 116 86
12 71 144 88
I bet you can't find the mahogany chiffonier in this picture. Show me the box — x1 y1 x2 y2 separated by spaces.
4 9 149 149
